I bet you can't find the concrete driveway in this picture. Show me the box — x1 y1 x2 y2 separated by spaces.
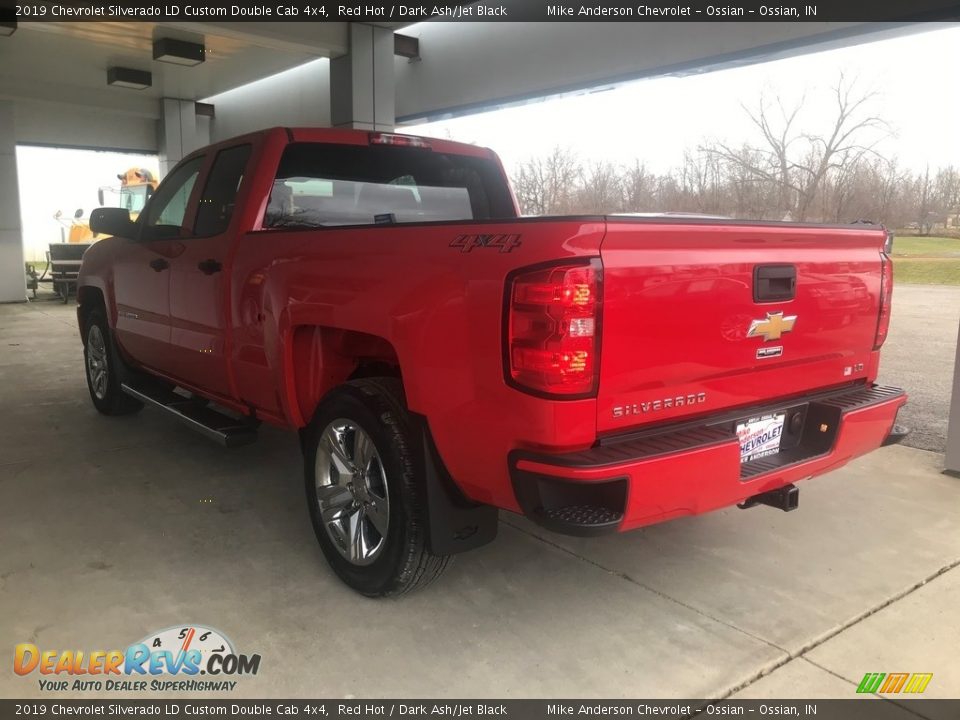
1 299 957 708
878 284 960 453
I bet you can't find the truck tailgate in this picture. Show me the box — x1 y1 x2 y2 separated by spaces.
597 220 888 434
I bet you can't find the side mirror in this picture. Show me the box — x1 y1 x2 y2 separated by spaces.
89 207 135 239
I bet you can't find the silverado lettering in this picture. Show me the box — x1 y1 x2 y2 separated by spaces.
613 393 708 417
77 127 907 596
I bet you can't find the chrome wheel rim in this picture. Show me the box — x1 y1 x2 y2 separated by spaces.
86 325 109 400
314 419 390 566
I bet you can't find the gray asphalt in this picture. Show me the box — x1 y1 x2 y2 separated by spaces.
878 284 960 453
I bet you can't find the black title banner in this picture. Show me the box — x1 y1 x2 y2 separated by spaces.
5 0 960 22
3 700 960 719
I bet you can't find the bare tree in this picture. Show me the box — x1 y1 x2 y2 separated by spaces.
915 166 936 234
703 75 890 221
508 78 951 232
575 161 623 213
701 93 801 218
511 146 581 215
680 149 724 214
873 157 908 227
934 166 960 228
621 160 656 211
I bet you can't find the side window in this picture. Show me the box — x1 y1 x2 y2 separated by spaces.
194 145 252 236
142 156 203 240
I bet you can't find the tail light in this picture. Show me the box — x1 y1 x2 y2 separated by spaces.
505 260 602 397
874 254 893 350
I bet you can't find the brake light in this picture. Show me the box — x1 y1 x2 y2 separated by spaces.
505 261 602 397
368 132 432 149
874 254 893 350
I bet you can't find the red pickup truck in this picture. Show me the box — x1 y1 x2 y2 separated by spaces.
79 127 907 596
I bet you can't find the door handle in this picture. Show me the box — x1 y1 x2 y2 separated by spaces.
197 259 222 275
149 258 169 272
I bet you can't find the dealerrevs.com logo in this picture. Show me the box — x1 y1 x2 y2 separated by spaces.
14 625 261 692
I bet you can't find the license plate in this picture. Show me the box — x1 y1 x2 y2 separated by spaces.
736 413 786 463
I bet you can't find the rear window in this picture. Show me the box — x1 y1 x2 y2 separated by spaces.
263 142 516 229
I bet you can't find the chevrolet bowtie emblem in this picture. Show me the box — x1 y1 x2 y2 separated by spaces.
748 311 797 341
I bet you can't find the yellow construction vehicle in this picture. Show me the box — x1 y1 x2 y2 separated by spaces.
54 167 158 245
54 208 95 244
96 167 158 223
42 167 158 302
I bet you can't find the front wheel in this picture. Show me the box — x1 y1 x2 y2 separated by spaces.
83 310 143 416
303 378 451 596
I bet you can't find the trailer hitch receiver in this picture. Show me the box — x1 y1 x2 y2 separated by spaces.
738 484 799 512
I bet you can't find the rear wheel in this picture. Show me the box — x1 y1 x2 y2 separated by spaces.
303 378 451 596
83 310 143 416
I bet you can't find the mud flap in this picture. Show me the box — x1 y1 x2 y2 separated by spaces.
420 427 498 556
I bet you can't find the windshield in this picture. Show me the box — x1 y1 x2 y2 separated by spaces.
263 142 516 229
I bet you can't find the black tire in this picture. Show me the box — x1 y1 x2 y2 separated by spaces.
303 378 451 596
83 309 143 416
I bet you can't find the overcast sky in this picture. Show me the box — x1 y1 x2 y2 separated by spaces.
408 24 960 176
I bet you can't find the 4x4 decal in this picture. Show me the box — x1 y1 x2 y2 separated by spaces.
450 234 522 253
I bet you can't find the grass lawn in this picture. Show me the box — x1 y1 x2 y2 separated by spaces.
891 236 960 258
893 258 960 286
888 236 960 285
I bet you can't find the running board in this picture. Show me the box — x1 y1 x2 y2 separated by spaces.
121 382 259 447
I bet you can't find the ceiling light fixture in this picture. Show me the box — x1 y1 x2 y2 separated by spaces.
394 34 420 60
153 38 205 66
107 67 152 90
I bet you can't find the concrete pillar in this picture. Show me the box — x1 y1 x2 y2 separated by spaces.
945 319 960 475
330 24 395 131
158 98 210 177
0 100 25 303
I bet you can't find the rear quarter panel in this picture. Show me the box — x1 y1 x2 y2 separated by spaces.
233 219 604 508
